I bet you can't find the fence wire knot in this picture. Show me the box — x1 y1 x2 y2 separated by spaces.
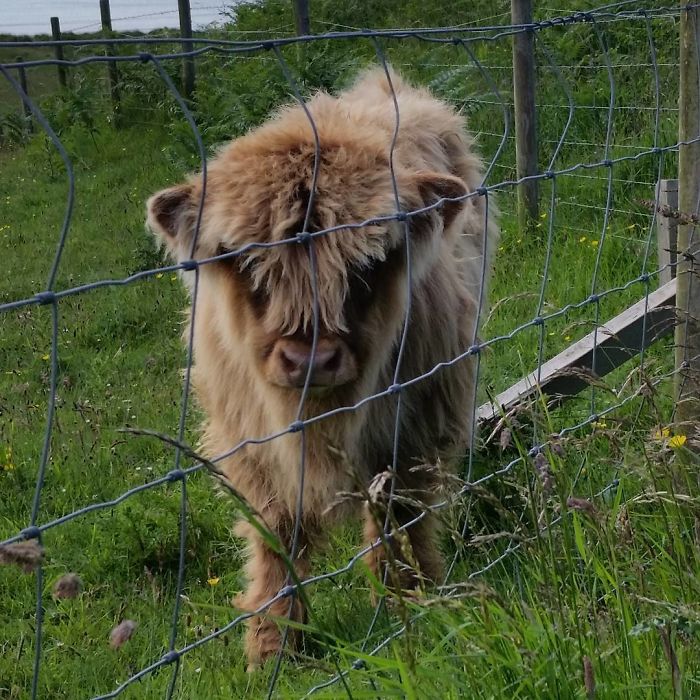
34 291 56 305
20 526 41 541
161 650 180 665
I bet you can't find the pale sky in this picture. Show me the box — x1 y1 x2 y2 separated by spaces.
2 1 230 35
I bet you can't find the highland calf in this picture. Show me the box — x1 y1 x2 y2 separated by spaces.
146 69 497 667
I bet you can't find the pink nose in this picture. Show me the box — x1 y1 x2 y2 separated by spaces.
272 338 356 388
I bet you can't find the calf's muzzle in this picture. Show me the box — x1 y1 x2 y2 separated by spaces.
269 337 357 388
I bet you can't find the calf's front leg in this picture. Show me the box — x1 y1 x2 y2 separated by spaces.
235 524 310 669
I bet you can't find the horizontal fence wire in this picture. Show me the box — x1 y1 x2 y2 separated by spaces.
0 1 694 697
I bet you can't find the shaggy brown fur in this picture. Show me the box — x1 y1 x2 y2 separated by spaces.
146 68 498 667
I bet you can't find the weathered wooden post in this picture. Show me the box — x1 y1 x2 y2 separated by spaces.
293 0 310 35
16 57 33 133
511 0 539 230
50 17 67 89
178 0 195 100
677 1 700 425
656 179 679 285
99 0 121 121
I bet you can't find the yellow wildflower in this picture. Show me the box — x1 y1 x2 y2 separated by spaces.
669 434 687 449
41 354 50 361
155 273 164 279
579 236 587 243
1 446 15 472
652 426 671 440
590 240 599 247
207 577 220 586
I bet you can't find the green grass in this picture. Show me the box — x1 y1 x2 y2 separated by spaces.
1 3 699 698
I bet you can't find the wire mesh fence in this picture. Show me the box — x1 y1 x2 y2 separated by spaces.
0 2 698 697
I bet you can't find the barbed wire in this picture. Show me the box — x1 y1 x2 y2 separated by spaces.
72 5 228 32
2 4 228 35
0 1 695 698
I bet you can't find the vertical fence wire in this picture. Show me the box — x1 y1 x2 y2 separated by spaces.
635 10 663 432
0 62 76 700
440 36 513 587
146 54 210 697
264 44 338 699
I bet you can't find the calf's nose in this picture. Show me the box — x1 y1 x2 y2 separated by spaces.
279 342 340 376
273 337 356 387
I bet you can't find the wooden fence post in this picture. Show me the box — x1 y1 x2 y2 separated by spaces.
16 57 33 133
511 0 539 230
99 0 121 122
677 2 700 425
50 17 67 89
656 179 678 285
293 0 310 35
178 0 195 100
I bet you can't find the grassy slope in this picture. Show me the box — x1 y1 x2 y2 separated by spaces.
1 2 699 698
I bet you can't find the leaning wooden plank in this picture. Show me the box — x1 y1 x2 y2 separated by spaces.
477 278 677 425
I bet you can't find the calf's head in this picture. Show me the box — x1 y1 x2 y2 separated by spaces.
147 109 468 396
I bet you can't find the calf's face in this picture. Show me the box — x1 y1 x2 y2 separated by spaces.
147 139 467 396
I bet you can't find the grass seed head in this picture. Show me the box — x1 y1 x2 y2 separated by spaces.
550 439 565 457
110 619 137 649
567 497 598 518
582 655 595 698
499 426 512 451
534 451 553 494
53 573 83 600
0 541 45 572
615 506 633 546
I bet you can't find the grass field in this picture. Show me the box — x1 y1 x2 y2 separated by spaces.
1 2 699 698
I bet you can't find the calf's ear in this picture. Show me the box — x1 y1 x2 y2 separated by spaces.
411 170 469 230
146 183 197 260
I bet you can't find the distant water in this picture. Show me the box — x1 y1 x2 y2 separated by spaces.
2 1 229 36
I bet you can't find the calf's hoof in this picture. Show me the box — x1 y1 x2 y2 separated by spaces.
244 615 285 670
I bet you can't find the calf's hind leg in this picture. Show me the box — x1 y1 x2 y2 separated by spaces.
363 501 444 593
